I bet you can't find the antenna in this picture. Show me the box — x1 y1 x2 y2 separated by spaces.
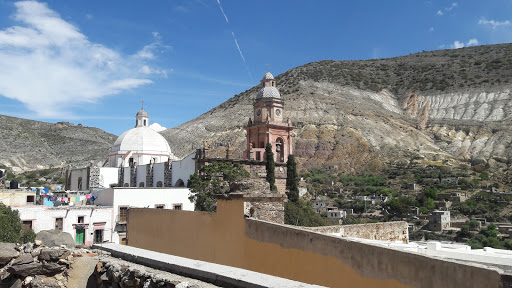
266 64 270 72
141 100 144 109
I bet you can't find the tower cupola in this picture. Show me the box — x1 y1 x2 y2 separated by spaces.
135 103 149 127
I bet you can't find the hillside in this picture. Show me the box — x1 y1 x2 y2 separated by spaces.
161 44 512 181
0 115 116 172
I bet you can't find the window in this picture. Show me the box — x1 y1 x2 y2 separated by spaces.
173 204 182 210
175 179 184 187
22 220 33 231
129 158 134 166
77 216 84 224
26 195 35 204
94 229 104 243
78 177 83 190
143 120 147 126
119 207 128 223
155 204 165 209
55 218 63 232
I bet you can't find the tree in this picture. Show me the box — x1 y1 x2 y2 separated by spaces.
0 203 26 243
188 161 250 212
284 200 328 227
265 143 277 191
286 155 299 202
424 187 438 200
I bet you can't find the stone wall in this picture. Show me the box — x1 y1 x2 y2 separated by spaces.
303 221 409 243
244 195 285 224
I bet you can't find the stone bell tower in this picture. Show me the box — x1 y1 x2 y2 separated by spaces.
244 71 294 163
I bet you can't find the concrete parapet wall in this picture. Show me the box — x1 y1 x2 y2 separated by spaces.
303 221 409 243
127 197 511 288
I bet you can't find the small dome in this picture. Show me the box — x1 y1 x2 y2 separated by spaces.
136 109 148 117
257 86 281 99
262 72 274 80
111 126 173 156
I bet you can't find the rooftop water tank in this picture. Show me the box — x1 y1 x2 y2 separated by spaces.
9 180 19 189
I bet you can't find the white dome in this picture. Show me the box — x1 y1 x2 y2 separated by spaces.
257 86 281 99
112 127 171 154
263 72 274 80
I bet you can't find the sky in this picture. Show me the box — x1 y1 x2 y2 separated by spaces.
0 0 511 136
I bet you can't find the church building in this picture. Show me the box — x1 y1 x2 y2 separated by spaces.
195 71 294 193
244 71 294 163
66 107 195 191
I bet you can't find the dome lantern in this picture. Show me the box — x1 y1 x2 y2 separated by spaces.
135 101 149 127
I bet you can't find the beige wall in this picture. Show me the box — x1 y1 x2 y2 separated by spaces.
127 197 506 288
0 191 36 207
304 221 409 243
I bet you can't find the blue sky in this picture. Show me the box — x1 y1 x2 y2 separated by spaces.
0 0 511 135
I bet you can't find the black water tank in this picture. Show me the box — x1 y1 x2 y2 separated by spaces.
9 180 19 189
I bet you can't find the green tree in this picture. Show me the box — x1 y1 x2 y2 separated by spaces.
0 203 23 243
425 198 435 210
424 187 438 200
286 155 299 202
284 200 328 227
188 162 250 212
265 143 277 191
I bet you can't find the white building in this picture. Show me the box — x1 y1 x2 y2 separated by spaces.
66 107 197 191
14 205 113 246
93 187 194 244
108 108 177 168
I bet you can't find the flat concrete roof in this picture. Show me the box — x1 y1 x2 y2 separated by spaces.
94 243 326 288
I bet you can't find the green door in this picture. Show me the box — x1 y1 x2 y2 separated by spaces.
76 229 85 244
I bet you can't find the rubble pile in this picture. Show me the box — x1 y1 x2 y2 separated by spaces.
0 240 98 288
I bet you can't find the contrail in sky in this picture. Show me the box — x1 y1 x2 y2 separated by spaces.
216 0 253 82
232 32 245 63
216 0 229 23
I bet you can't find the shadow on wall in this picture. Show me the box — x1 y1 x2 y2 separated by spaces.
126 194 506 288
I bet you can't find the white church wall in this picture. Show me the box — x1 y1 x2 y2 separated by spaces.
14 206 113 246
171 153 196 187
123 167 131 186
136 166 147 187
152 163 165 187
69 168 89 191
99 167 119 189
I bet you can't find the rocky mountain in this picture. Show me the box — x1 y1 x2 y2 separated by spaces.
0 115 116 172
161 44 512 180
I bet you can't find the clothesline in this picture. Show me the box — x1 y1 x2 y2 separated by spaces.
43 194 96 203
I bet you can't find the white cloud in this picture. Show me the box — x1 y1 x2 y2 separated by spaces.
139 65 169 78
478 18 511 29
437 2 458 16
429 27 435 32
467 38 479 46
149 122 167 132
0 1 169 118
450 38 479 49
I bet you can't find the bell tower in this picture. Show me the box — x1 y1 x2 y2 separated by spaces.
244 71 293 163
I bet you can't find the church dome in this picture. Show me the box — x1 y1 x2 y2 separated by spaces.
257 86 281 99
111 126 172 156
136 108 148 117
262 72 274 80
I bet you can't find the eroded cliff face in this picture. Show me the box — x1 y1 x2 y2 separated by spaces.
400 88 512 168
